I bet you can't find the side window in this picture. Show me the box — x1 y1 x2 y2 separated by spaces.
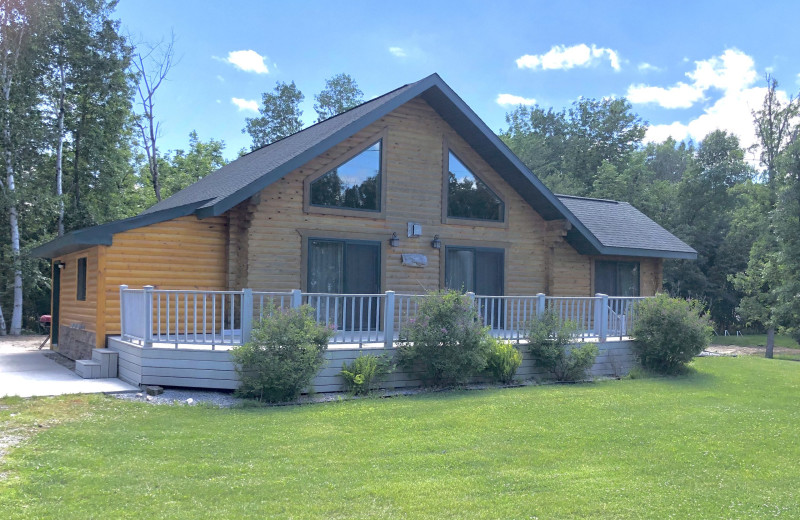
76 257 87 301
310 140 381 211
446 151 504 222
594 260 640 296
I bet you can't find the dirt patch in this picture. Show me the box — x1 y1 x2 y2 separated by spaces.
0 335 49 353
704 345 800 357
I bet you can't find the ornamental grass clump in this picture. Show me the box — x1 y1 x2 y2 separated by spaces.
527 310 598 382
396 290 492 386
631 293 712 374
231 305 335 403
340 354 393 395
485 337 523 384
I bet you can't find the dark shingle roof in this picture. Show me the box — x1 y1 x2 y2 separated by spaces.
557 195 696 258
142 79 425 216
32 73 696 260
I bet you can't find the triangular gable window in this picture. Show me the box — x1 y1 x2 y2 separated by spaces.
447 151 504 221
310 140 381 211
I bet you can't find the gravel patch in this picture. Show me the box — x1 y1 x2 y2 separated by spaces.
109 380 543 408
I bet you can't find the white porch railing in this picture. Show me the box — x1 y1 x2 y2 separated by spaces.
119 285 646 349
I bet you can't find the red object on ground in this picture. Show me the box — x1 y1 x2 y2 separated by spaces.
40 315 52 323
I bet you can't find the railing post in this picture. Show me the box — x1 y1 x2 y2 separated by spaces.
291 289 302 309
536 293 546 317
384 290 395 349
143 285 154 348
466 291 476 306
119 285 128 340
241 289 253 345
595 293 608 343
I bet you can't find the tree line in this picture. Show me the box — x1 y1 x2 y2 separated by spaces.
1 1 798 357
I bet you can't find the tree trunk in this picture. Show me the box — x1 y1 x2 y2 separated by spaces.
766 326 775 359
73 110 83 212
56 58 65 236
0 301 6 335
4 126 23 335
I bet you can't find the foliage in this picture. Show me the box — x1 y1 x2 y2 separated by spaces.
159 131 227 199
231 305 334 402
339 354 392 395
244 80 304 150
631 294 712 373
396 290 492 386
314 73 364 122
484 337 522 384
8 359 800 518
526 310 598 381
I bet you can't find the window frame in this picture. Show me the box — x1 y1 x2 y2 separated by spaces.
593 259 641 297
76 257 87 301
441 140 508 228
298 229 387 294
303 128 388 219
442 244 506 296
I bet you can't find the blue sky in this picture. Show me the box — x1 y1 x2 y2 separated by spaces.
115 0 800 163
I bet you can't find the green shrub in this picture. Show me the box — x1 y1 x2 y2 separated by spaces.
396 290 492 386
231 305 335 402
485 337 523 384
631 294 712 374
340 354 393 395
526 310 598 381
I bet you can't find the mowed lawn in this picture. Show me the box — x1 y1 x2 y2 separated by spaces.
1 357 799 519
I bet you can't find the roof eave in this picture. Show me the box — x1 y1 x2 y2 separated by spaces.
30 201 209 258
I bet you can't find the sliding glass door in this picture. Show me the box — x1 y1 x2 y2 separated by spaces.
308 238 381 330
445 246 504 328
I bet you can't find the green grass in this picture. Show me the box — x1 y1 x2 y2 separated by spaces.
711 333 800 349
2 357 800 519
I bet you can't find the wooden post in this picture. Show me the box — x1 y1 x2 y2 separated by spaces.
241 289 253 345
536 293 546 317
119 285 128 341
595 293 608 343
143 285 154 348
384 290 395 349
291 289 302 309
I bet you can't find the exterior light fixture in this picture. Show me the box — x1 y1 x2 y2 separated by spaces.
389 232 400 247
431 234 441 249
54 261 66 270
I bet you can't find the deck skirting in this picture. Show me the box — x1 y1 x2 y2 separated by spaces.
108 337 637 392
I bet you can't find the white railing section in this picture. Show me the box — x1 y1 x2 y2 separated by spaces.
119 286 647 349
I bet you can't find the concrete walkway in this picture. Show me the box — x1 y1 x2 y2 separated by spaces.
0 336 138 398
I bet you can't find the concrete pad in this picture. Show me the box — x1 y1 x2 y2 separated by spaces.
0 337 138 398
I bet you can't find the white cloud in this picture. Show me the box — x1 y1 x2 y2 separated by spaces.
224 50 269 74
231 97 259 112
638 62 662 73
216 75 225 82
516 44 621 72
627 82 704 109
632 49 795 167
388 46 407 58
496 93 537 106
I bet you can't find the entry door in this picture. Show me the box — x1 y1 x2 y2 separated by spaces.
308 239 380 330
445 247 504 327
52 263 61 345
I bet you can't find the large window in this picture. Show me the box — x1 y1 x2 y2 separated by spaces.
445 246 505 328
310 140 381 211
594 260 640 296
446 151 504 222
76 257 87 301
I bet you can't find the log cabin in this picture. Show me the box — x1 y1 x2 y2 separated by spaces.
32 73 695 361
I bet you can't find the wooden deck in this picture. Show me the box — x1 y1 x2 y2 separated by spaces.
108 336 637 392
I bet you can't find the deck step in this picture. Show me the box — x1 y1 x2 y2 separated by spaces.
91 349 119 378
75 360 101 379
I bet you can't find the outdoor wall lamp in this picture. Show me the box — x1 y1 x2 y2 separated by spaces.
55 261 65 269
431 235 441 249
389 232 400 247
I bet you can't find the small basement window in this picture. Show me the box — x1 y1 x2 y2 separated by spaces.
76 257 87 301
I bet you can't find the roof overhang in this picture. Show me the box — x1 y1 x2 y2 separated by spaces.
30 201 210 259
563 228 697 259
